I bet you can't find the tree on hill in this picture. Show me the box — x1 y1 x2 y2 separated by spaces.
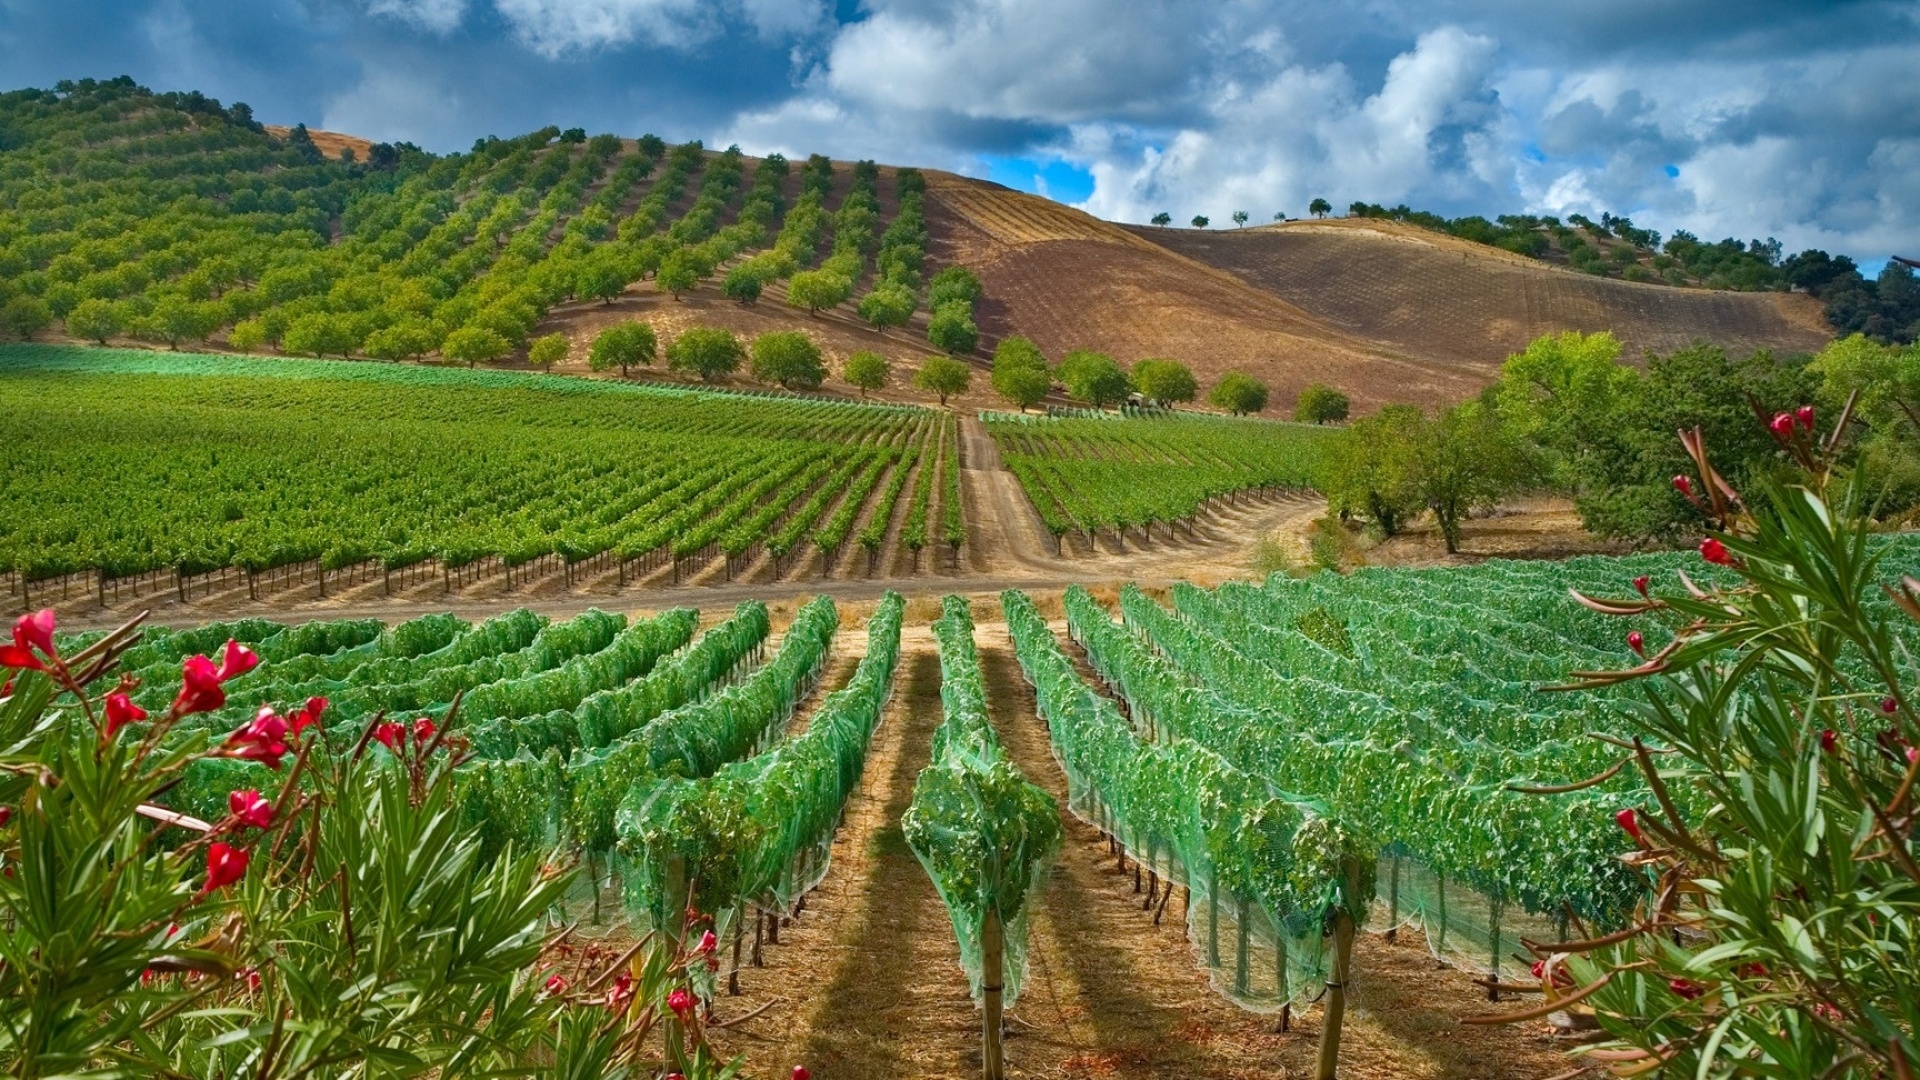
1323 404 1425 535
1273 211 1287 222
667 327 744 382
656 248 703 299
1232 210 1249 228
588 322 656 376
915 355 972 405
844 350 889 397
750 331 827 390
227 319 269 353
1417 396 1527 553
1310 197 1332 218
1058 350 1130 409
1190 215 1210 229
992 335 1052 412
1294 383 1350 424
575 254 629 304
1131 358 1197 407
360 320 436 362
1209 371 1269 415
786 269 853 315
64 298 119 344
440 326 510 368
928 265 983 310
528 333 568 372
857 283 916 330
1 295 52 341
927 302 979 355
721 265 762 305
1151 212 1172 227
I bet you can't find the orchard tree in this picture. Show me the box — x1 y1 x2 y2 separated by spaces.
361 321 436 362
721 265 762 305
1209 371 1269 415
1416 395 1526 553
64 298 119 344
667 326 744 382
655 248 702 299
1294 383 1351 424
1232 210 1250 228
1323 404 1425 535
1309 197 1332 218
750 331 827 390
1 296 52 341
927 265 983 310
857 283 916 330
226 319 269 353
575 256 628 305
927 302 979 355
915 355 972 405
528 332 569 371
992 335 1052 412
844 350 890 397
588 322 656 376
279 311 354 358
1131 358 1197 407
440 326 511 368
1058 349 1131 409
786 269 853 314
1190 215 1210 229
1151 212 1173 227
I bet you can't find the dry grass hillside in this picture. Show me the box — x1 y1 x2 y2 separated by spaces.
1125 216 1833 370
261 125 373 162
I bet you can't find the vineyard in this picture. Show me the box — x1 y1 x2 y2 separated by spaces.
0 347 963 594
984 410 1328 548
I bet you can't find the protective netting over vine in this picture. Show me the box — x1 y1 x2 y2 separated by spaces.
1012 587 1375 1012
618 591 906 933
903 596 1061 1009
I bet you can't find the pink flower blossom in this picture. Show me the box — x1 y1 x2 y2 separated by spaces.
1672 475 1694 497
696 930 718 955
373 721 406 754
667 987 696 1021
172 655 226 716
412 717 436 745
1768 412 1794 441
1627 631 1645 656
223 707 291 770
292 697 327 736
1796 405 1815 430
1699 538 1735 567
0 609 56 670
1632 575 1649 597
202 842 249 894
1669 978 1703 1000
1615 808 1643 844
545 974 568 995
103 692 147 740
228 789 273 830
1820 729 1838 753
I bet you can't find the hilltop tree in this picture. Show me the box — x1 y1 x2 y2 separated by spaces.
915 355 972 405
1209 371 1269 415
786 269 853 314
1294 383 1350 424
1232 210 1250 228
528 332 568 372
440 325 510 368
1273 211 1287 222
575 255 628 304
750 331 827 390
1131 358 1197 407
667 326 744 382
1190 215 1210 229
927 302 979 355
1058 349 1130 409
992 335 1052 412
588 322 656 376
844 350 890 397
1310 198 1332 218
1 296 53 341
64 298 120 344
857 283 916 330
1151 212 1172 227
928 265 984 310
655 248 703 299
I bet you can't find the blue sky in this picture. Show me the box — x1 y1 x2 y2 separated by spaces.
4 0 1919 263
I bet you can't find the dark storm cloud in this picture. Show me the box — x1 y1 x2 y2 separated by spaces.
2 0 1917 259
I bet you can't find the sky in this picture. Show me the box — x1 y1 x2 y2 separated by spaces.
4 0 1918 266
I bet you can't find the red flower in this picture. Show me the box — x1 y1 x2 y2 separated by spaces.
1632 575 1650 597
604 972 633 1009
1627 631 1645 656
103 692 147 740
0 806 11 828
1820 729 1838 753
1812 1002 1844 1023
696 929 718 955
1530 960 1545 980
237 967 261 994
1699 537 1735 566
292 696 327 737
228 789 273 830
544 974 568 995
0 609 56 670
1796 404 1815 431
373 721 406 754
1768 412 1794 441
1672 475 1694 497
1881 697 1898 715
217 639 259 682
1615 808 1644 844
412 717 436 745
666 987 696 1021
1669 978 1703 1000
1737 962 1768 979
172 655 226 717
223 707 291 770
792 1068 812 1080
202 842 249 894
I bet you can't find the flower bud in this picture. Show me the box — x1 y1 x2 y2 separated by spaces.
1615 808 1643 843
1627 631 1644 656
1632 575 1649 597
1699 538 1734 566
1795 404 1815 430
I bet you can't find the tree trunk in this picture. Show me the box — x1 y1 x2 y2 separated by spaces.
1314 911 1354 1080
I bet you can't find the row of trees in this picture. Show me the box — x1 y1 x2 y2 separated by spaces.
984 335 1348 420
1145 198 1334 229
1323 329 1920 550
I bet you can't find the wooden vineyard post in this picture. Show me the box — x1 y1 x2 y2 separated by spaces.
981 908 1006 1080
1386 853 1400 944
1315 910 1355 1080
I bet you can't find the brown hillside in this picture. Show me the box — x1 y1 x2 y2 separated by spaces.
921 174 1486 411
1126 216 1833 369
262 125 374 162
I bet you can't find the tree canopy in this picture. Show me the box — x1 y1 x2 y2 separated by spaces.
927 302 979 355
992 336 1052 412
1130 358 1196 407
1057 350 1130 409
914 355 971 405
587 322 656 376
843 350 889 397
1208 371 1268 415
667 326 744 382
1293 383 1350 424
749 331 826 390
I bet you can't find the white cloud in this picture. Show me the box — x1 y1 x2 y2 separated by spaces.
322 67 466 146
366 0 469 35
